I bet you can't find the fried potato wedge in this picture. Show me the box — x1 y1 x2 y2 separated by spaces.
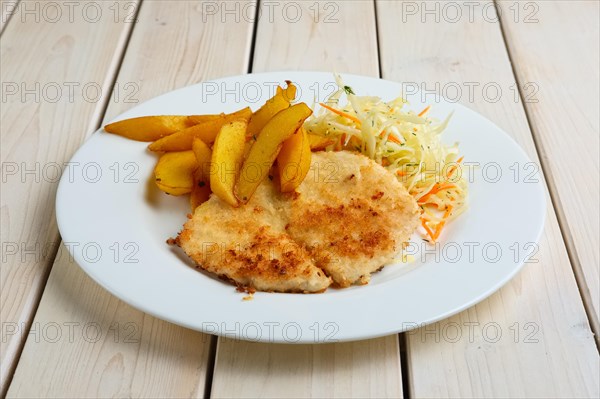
236 103 312 203
186 114 224 125
307 134 336 151
192 138 212 184
187 114 224 125
278 126 312 192
246 82 296 139
190 139 213 210
190 169 211 211
105 115 213 142
210 119 248 206
148 107 251 152
154 150 197 195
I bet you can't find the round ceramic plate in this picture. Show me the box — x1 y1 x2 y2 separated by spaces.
56 71 545 343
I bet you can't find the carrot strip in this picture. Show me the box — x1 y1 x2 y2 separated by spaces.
421 218 436 242
433 206 453 240
319 103 362 125
333 133 346 151
446 156 464 178
388 135 402 144
418 105 431 117
379 128 403 144
418 183 456 204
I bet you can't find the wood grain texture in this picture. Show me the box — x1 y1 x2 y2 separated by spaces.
499 0 600 332
6 245 211 398
0 1 135 394
251 0 378 75
211 1 403 398
376 1 599 397
7 1 256 397
103 0 256 121
212 338 402 398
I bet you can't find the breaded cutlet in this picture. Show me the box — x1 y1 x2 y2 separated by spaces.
177 180 332 293
177 151 419 292
284 151 419 287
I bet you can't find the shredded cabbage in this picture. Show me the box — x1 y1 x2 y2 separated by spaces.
304 74 468 242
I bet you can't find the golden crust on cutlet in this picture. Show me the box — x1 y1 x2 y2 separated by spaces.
286 151 419 287
177 182 332 293
176 151 419 292
285 198 395 260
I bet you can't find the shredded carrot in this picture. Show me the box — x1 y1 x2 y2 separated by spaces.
433 206 453 240
418 105 431 117
421 218 436 242
319 103 362 125
378 128 403 144
446 156 464 178
334 133 346 151
388 135 402 144
418 183 456 204
396 170 407 176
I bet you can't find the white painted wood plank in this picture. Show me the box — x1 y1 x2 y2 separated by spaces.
7 245 211 398
376 1 599 397
7 1 256 397
211 2 403 398
500 0 600 331
213 339 402 398
0 1 136 395
251 0 378 75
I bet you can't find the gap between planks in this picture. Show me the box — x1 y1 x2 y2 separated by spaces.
203 335 219 399
0 0 20 36
0 236 59 398
201 1 261 395
372 0 413 395
245 0 261 74
495 0 600 349
398 334 411 399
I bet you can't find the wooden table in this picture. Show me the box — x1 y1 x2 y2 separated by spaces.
1 1 599 397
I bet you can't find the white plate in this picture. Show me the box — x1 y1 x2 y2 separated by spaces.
56 71 545 343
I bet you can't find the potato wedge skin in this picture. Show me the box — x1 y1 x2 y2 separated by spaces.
187 114 223 125
148 107 251 152
154 150 197 195
307 133 336 151
210 119 248 206
246 83 296 138
190 169 211 211
190 140 213 210
236 103 313 203
278 126 312 192
192 138 213 184
105 115 198 142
